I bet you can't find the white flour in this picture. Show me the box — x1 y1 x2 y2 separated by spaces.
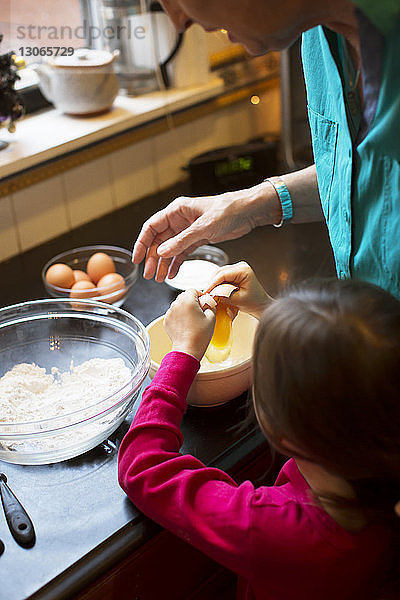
0 358 132 424
0 358 133 457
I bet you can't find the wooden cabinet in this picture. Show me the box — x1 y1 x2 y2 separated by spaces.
75 530 237 600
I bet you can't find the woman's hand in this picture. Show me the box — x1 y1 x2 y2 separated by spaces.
132 183 282 282
205 261 273 319
132 165 323 283
164 289 216 361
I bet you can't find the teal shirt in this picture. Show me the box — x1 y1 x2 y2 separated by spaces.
301 15 400 297
352 0 400 34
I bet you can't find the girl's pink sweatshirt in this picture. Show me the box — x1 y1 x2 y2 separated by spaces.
118 352 391 600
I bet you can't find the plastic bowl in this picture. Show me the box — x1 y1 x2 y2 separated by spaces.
0 298 150 464
42 245 138 308
146 311 258 406
165 244 229 291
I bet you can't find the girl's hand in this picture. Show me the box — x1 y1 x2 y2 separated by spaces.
164 289 216 361
204 261 273 319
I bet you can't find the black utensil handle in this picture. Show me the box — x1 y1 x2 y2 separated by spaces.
0 478 35 547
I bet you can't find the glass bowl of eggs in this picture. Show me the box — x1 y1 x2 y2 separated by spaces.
42 245 138 308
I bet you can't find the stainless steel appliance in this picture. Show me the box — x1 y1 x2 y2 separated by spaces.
280 38 313 171
86 0 183 94
188 139 278 196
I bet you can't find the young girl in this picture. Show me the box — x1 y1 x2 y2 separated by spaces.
118 262 400 599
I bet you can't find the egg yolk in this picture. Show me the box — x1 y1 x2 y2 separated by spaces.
212 304 232 348
206 303 233 363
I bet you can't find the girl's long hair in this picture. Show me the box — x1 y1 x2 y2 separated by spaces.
252 278 400 594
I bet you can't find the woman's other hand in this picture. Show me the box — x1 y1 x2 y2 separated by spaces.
205 261 272 319
164 289 216 361
132 183 281 282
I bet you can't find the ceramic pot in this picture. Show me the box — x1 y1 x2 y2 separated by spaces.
35 48 120 116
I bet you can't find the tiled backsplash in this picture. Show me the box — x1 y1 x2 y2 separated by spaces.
0 87 280 262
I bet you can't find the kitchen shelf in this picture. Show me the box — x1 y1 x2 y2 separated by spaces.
0 78 225 181
0 72 279 199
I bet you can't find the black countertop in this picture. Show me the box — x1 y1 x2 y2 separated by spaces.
0 182 335 600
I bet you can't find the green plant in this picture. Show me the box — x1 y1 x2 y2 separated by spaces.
0 34 24 133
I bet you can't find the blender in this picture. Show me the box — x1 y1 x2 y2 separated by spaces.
91 0 183 95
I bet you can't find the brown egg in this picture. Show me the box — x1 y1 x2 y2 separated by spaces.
69 280 98 299
46 263 75 289
97 272 126 302
86 252 115 284
72 270 92 284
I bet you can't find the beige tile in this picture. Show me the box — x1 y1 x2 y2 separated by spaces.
193 94 280 158
63 156 115 228
110 139 157 208
153 121 196 190
251 87 281 137
231 100 255 143
153 105 255 191
12 176 69 252
0 195 20 262
193 109 236 158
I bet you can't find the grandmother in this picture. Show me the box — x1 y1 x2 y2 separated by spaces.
132 0 400 297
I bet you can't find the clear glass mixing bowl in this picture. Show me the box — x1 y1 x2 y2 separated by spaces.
0 299 150 465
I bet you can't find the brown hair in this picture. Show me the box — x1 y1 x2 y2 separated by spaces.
252 278 400 530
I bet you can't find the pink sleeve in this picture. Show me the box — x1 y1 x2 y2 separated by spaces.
118 351 255 578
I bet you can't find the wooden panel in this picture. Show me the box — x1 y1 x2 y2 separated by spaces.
75 530 230 600
185 568 237 600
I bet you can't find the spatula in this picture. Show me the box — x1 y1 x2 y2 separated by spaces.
0 473 35 547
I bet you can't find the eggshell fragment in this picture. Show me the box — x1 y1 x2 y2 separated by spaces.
87 252 115 284
97 272 126 302
69 280 98 299
46 263 75 289
199 294 217 311
205 283 239 320
208 283 238 299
